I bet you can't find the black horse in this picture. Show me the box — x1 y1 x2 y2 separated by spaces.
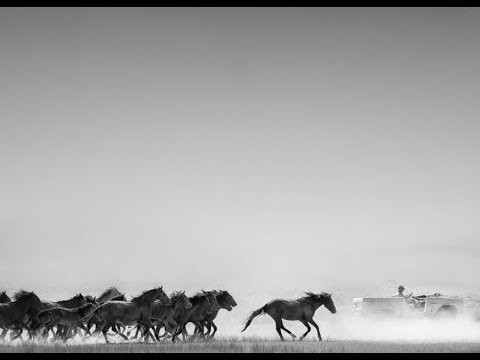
242 292 336 341
193 290 237 339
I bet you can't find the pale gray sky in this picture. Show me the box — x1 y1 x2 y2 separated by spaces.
1 8 480 295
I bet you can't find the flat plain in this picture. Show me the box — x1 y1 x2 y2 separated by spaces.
1 338 479 353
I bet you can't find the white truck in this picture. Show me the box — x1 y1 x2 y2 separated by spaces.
353 293 463 318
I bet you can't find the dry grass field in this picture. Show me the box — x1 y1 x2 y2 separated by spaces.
0 338 479 353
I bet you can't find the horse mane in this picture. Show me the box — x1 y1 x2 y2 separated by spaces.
170 290 185 304
190 291 208 303
301 292 330 302
110 293 126 301
131 287 160 303
13 289 36 302
97 287 121 302
202 290 217 298
63 293 84 302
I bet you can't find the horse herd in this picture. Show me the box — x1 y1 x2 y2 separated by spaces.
0 286 337 344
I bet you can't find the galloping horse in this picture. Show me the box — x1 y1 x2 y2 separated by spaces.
129 290 193 341
85 292 127 336
242 292 336 341
93 287 171 343
0 290 43 341
171 291 218 342
37 303 97 342
194 290 237 339
32 293 90 340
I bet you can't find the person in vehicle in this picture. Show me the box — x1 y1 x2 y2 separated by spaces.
393 285 412 299
393 285 417 306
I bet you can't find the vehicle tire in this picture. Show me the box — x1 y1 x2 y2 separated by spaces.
434 306 457 319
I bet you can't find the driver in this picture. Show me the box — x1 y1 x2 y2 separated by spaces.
393 285 412 299
393 285 416 306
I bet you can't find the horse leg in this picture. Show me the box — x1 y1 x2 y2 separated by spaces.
111 323 129 341
115 322 126 336
151 321 161 340
182 323 189 341
209 320 218 339
78 323 91 338
193 324 200 336
100 323 111 344
131 323 143 340
191 322 201 339
39 326 48 340
307 318 322 341
0 327 8 341
140 319 158 342
40 326 49 340
279 319 296 339
139 323 151 342
197 320 208 339
273 319 285 341
137 323 151 342
13 327 23 343
27 326 37 341
69 326 79 341
67 326 76 341
299 320 311 340
57 325 68 342
190 320 204 340
164 318 177 337
171 323 183 342
158 323 169 338
164 321 176 339
203 320 211 337
86 319 97 336
10 327 24 342
62 326 75 342
198 320 208 338
52 323 62 341
9 329 19 340
59 324 69 341
128 323 140 339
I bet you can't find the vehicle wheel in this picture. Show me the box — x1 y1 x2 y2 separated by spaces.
434 306 457 319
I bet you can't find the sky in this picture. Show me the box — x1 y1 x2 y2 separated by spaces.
1 8 480 297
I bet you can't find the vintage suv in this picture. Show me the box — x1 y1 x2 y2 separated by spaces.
352 293 463 318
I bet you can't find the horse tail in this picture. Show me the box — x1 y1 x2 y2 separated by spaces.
241 304 266 332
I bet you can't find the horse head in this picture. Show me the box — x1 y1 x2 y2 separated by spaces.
0 291 10 303
85 295 97 304
321 292 336 314
219 290 237 311
170 290 192 310
181 292 193 309
155 286 172 306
